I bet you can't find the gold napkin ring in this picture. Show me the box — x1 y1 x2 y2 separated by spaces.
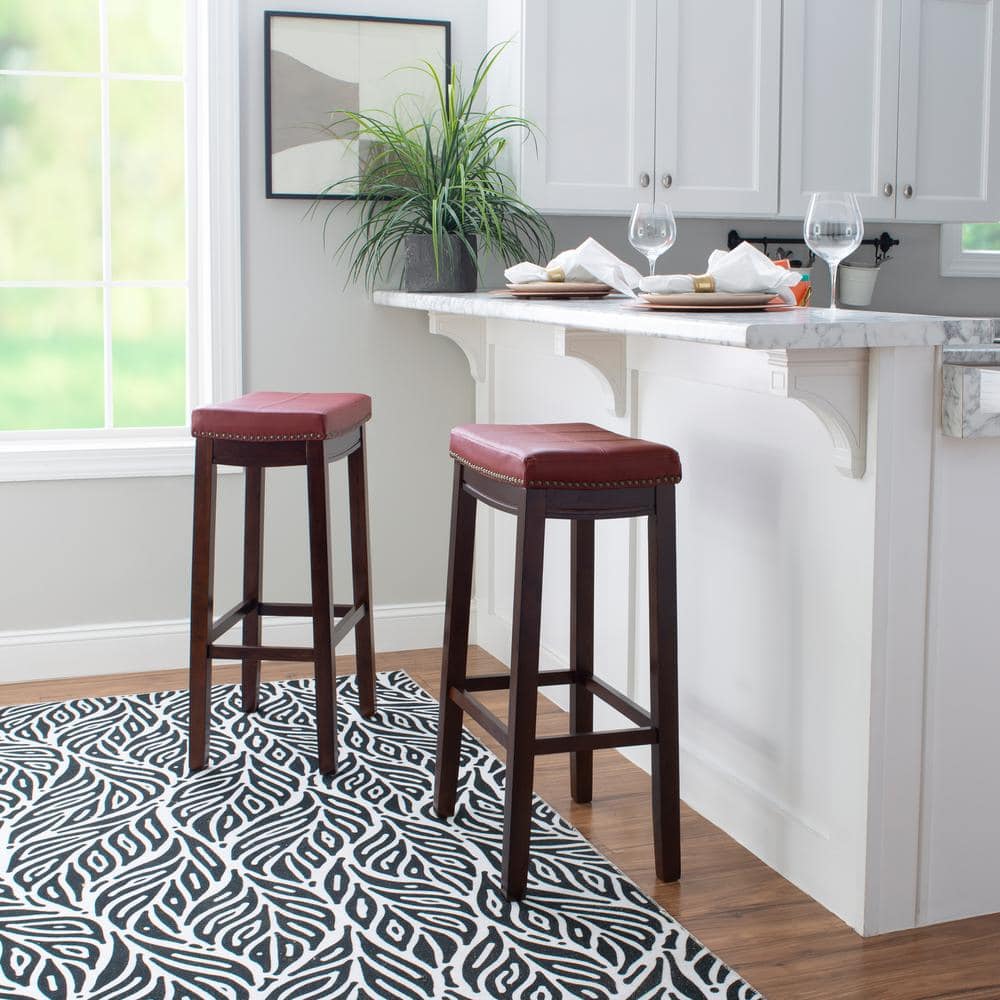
545 266 565 282
692 274 715 293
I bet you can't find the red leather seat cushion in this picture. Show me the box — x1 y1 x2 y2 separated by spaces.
449 423 681 489
192 391 371 441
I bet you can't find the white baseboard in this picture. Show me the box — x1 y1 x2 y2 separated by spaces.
677 741 861 932
0 601 464 684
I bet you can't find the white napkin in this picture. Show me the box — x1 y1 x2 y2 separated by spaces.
638 241 802 304
505 237 642 297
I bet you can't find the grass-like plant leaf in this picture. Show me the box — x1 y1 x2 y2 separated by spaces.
320 44 554 291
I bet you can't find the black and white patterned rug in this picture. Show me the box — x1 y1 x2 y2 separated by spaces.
0 671 760 999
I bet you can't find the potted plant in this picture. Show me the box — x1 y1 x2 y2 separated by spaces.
323 46 554 292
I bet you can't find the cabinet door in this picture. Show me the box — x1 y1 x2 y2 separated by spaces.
519 0 657 214
780 0 901 221
654 0 781 216
896 0 1000 222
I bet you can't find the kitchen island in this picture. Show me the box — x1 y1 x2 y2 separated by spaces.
376 290 1000 936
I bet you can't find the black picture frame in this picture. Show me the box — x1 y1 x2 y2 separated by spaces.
264 10 452 200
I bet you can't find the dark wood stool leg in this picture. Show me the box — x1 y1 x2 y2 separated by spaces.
648 483 680 881
502 489 546 901
306 441 337 776
189 438 217 772
434 463 477 818
570 519 595 804
348 426 377 718
241 465 265 713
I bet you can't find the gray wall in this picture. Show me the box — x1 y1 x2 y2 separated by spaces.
236 0 483 613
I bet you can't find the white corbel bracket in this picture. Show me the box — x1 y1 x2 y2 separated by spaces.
768 348 869 479
554 328 628 418
429 313 488 382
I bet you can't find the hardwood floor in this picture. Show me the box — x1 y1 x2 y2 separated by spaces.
2 647 999 1000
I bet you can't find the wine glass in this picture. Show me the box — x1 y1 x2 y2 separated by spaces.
804 192 864 309
628 202 677 276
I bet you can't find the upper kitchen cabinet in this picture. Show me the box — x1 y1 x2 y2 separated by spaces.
514 0 657 214
782 0 1000 221
493 0 1000 222
491 0 778 216
781 0 902 221
655 0 781 216
895 0 1000 221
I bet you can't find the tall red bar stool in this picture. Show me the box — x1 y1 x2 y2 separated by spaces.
188 391 377 776
433 423 682 900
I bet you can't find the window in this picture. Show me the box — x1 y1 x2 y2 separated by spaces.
0 0 240 480
959 224 1000 253
940 222 1000 277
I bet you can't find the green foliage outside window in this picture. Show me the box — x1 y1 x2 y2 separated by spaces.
962 223 1000 252
0 1 187 433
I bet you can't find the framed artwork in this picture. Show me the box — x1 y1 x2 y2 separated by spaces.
264 11 451 200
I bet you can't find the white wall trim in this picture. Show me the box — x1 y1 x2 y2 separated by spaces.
0 438 196 482
676 741 860 927
0 437 242 482
940 223 1000 277
0 602 461 685
194 0 243 407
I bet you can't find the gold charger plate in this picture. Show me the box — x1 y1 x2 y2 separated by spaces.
641 292 777 306
502 281 613 299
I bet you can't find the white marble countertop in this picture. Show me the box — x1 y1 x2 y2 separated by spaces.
374 289 999 351
941 345 1000 438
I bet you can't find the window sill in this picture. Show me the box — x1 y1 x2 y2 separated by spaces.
0 435 239 483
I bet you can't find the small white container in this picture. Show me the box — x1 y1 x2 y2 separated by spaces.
838 261 880 307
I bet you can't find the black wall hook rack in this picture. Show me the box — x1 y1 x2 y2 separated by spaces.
727 229 900 267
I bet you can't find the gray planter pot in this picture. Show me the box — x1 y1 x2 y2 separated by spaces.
403 234 478 293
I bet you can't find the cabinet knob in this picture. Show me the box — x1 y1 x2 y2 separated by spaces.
903 184 914 198
661 173 673 189
639 172 650 188
882 182 893 197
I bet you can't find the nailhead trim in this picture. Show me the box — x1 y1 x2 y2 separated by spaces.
192 430 330 441
451 453 682 489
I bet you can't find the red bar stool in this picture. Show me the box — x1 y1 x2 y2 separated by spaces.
188 391 376 775
433 422 682 900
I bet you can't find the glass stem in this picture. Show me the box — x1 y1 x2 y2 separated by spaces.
830 261 840 309
648 255 657 277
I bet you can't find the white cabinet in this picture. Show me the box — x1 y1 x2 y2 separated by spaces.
896 0 1000 222
781 0 901 220
497 0 1000 222
502 0 780 216
782 0 1000 222
516 0 657 214
656 0 781 216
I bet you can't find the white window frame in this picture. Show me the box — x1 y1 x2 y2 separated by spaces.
940 223 1000 277
0 0 242 482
